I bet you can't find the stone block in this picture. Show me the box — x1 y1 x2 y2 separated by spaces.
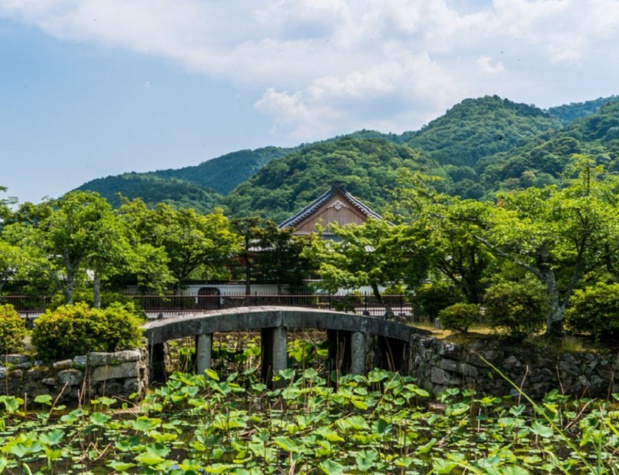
57 369 83 386
91 362 139 382
88 350 141 366
123 378 140 394
73 356 87 368
4 354 28 365
53 360 73 370
431 367 461 386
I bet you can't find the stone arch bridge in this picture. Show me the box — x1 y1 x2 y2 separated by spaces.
142 306 430 385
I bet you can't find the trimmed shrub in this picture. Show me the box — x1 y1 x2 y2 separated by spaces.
0 304 27 354
565 282 619 340
412 279 463 321
439 303 482 333
483 279 548 340
32 302 143 361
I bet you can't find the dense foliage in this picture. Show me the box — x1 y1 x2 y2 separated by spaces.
402 95 562 168
76 173 222 214
0 366 618 474
222 137 434 222
547 95 619 124
31 302 143 361
483 280 549 340
156 146 297 195
438 303 482 333
70 94 619 220
0 304 26 354
565 282 619 340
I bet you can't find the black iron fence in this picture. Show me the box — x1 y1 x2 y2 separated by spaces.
2 293 411 319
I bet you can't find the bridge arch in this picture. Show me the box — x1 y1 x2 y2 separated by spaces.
142 306 430 385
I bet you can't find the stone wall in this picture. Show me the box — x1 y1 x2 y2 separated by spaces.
406 335 618 400
0 348 149 405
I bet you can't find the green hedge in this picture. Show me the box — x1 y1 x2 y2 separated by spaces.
439 303 482 333
32 302 143 361
566 282 619 340
0 304 26 354
484 280 548 340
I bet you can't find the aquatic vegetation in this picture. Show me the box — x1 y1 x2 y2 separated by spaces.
1 364 618 474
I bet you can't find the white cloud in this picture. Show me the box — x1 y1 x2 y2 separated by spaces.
477 55 504 74
1 0 618 140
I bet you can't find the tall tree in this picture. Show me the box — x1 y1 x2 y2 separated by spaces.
254 222 315 294
231 217 264 296
39 192 120 305
146 204 240 290
475 157 619 336
396 173 494 304
306 218 429 313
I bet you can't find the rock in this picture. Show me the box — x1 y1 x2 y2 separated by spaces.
431 367 461 386
123 378 141 394
53 360 73 370
5 354 28 365
73 356 87 368
88 351 141 366
578 375 591 387
91 362 139 382
437 359 458 372
57 369 83 386
502 355 520 368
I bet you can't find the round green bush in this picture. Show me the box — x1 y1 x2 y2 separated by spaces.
32 302 143 361
483 279 548 340
565 282 619 340
0 304 27 354
439 303 482 333
412 279 463 321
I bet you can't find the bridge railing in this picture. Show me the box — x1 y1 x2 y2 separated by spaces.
135 293 411 318
3 293 412 319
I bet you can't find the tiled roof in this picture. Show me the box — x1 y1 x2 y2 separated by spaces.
278 182 382 230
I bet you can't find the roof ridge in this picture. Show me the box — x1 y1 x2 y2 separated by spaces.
278 184 381 229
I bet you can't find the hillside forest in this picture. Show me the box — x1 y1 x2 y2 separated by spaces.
3 94 619 340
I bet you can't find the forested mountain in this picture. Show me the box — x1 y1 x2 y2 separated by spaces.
76 146 296 210
74 94 619 218
153 146 297 195
220 137 434 223
75 173 221 214
477 100 619 194
547 95 619 125
401 96 563 168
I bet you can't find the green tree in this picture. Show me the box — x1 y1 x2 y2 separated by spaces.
306 218 428 314
146 204 240 290
231 217 264 295
475 157 619 336
396 172 493 304
254 222 315 294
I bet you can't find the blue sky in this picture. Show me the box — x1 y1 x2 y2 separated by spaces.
1 0 619 204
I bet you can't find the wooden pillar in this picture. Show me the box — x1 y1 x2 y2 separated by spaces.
195 333 213 375
261 326 288 388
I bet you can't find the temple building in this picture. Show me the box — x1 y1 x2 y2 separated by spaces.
278 182 382 238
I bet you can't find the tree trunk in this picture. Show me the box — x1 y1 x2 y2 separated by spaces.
539 264 564 337
372 283 393 319
63 252 77 305
244 254 251 296
93 270 101 309
64 272 75 305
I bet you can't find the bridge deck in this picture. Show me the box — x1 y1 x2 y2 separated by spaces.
142 306 429 345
